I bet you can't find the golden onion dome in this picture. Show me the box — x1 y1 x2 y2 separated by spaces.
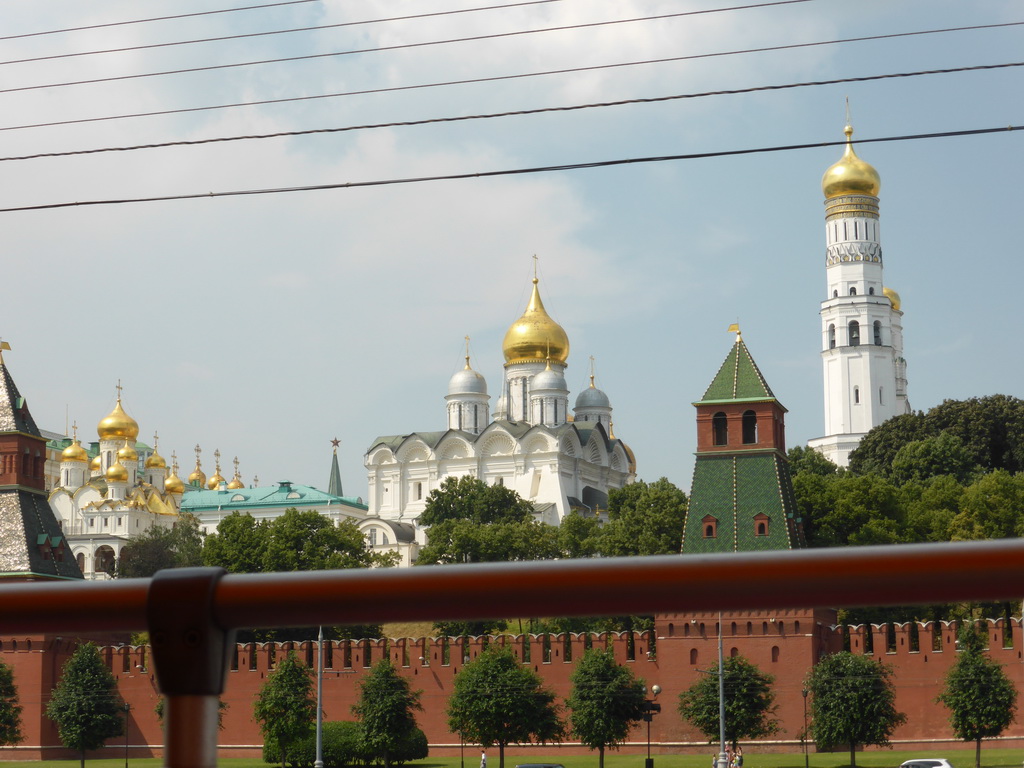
117 440 138 463
164 472 185 495
97 397 140 441
61 439 89 463
502 277 570 365
90 454 102 472
883 286 901 312
227 475 244 490
145 451 166 469
207 471 225 490
188 464 207 487
822 125 881 199
105 459 129 483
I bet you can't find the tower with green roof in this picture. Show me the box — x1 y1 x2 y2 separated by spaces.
681 329 804 553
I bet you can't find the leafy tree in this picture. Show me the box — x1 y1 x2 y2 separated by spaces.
806 652 906 767
253 652 316 768
848 412 931 476
677 655 779 748
202 511 269 573
937 625 1018 768
45 642 124 768
901 475 965 544
419 475 535 528
889 432 979 486
600 478 688 556
263 509 394 571
117 512 204 578
787 445 839 477
929 395 1024 475
791 472 838 547
948 470 1024 541
807 474 904 547
446 648 564 768
281 720 366 768
0 660 22 747
557 511 602 558
566 648 647 768
352 659 423 768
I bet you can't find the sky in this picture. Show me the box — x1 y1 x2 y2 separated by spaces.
2 0 1021 498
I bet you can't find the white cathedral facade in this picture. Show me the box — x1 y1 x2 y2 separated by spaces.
808 124 911 466
364 275 636 543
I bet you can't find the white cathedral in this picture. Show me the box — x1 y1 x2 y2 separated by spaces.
808 124 911 466
364 274 636 540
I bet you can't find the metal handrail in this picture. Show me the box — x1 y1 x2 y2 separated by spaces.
4 538 1023 768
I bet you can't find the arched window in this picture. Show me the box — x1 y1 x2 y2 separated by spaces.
832 289 839 298
755 514 770 536
879 387 884 405
869 287 875 295
828 324 836 349
742 410 757 444
854 386 861 405
703 515 718 538
771 646 780 662
730 647 739 658
690 648 698 665
873 320 882 346
850 286 857 295
848 320 860 346
712 412 728 446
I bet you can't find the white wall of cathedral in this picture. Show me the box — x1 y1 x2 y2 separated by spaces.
446 398 489 434
530 395 568 427
820 345 901 436
573 408 611 426
145 467 167 489
503 361 548 422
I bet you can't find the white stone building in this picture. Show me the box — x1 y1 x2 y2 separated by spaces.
808 124 911 467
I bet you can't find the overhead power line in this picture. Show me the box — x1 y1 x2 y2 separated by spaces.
4 20 1020 127
4 61 1020 163
0 0 319 42
1 125 1018 214
19 2 996 96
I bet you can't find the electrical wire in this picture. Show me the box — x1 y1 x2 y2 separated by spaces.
12 7 1010 96
3 61 1020 163
1 125 1017 214
5 19 1020 125
0 0 319 42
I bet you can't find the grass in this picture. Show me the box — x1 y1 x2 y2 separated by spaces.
0 748 1015 768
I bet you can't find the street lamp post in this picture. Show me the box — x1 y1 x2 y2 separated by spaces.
716 613 727 768
315 626 325 768
123 701 130 768
801 689 809 768
642 684 662 768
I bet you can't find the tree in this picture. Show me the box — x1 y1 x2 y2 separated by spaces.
117 512 204 578
889 432 979 486
600 478 688 557
446 648 564 768
418 475 536 528
806 474 905 547
202 511 269 573
557 511 602 559
45 642 124 768
352 659 423 768
0 660 22 747
948 470 1024 541
787 445 839 477
848 412 931 476
677 655 779 748
937 625 1018 768
806 652 906 767
263 509 393 571
253 652 316 768
566 648 646 768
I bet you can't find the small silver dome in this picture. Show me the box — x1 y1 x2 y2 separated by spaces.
448 366 487 396
575 385 610 409
531 367 567 392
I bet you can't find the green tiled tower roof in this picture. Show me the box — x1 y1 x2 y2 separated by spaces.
698 337 777 404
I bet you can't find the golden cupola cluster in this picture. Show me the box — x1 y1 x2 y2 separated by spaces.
61 432 89 463
105 459 129 483
822 125 881 199
502 277 570 365
97 397 140 441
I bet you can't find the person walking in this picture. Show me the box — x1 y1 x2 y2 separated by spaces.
480 750 487 768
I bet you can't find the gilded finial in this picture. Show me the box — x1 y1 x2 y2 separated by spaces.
589 356 596 388
71 422 79 441
194 444 202 462
0 340 10 364
464 335 472 369
233 456 239 475
115 379 123 401
532 254 538 282
213 448 221 472
727 322 742 342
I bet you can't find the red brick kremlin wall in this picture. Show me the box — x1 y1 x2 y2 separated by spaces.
3 612 1024 762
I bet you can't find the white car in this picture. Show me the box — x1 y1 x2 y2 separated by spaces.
900 760 955 768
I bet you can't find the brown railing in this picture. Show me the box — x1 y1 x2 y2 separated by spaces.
4 539 1024 768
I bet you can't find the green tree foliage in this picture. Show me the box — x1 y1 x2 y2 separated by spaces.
446 648 564 768
890 433 980 486
416 476 557 565
806 652 906 767
352 659 423 768
849 395 1024 478
117 512 204 578
557 511 602 558
0 660 22 747
202 511 270 573
901 475 965 543
566 648 646 768
254 652 316 768
803 474 904 547
677 655 779 748
948 470 1024 541
937 625 1018 768
600 478 688 557
787 446 839 477
45 642 124 768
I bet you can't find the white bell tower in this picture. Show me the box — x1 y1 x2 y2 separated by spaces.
808 123 910 467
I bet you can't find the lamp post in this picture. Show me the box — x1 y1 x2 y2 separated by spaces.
642 684 662 768
123 701 130 768
716 613 727 768
801 689 809 768
314 626 325 768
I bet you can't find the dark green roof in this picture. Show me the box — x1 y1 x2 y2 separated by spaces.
681 452 803 554
697 338 776 404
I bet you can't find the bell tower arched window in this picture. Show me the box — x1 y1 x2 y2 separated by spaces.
742 410 757 444
828 324 836 349
848 320 860 346
873 320 882 346
712 412 728 446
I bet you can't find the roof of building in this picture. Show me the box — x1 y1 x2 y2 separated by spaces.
697 337 779 405
0 363 40 435
181 480 367 512
0 490 83 580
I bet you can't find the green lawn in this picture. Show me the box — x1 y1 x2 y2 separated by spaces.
0 749 1015 768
